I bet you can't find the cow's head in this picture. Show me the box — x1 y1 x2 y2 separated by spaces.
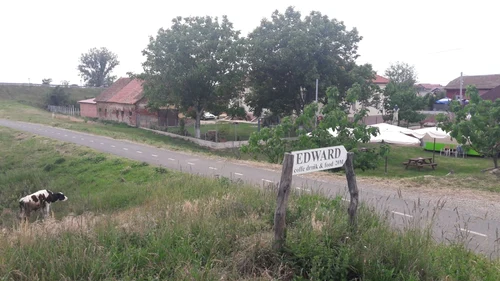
47 191 68 203
55 192 68 202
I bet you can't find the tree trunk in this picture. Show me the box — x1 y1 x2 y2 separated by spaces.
195 110 202 139
494 155 498 169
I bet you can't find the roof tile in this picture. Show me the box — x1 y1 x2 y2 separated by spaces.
95 77 144 104
481 85 500 101
373 75 389 84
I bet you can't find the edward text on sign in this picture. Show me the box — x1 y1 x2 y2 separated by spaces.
291 145 347 175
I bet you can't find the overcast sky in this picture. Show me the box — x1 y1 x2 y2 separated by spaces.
1 0 498 86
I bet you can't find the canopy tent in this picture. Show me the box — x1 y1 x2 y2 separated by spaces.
412 127 450 139
412 127 452 161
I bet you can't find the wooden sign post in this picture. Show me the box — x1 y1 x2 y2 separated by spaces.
273 153 294 250
273 145 357 251
343 152 359 226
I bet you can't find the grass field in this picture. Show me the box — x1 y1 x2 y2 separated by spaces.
354 144 500 192
356 144 491 177
0 84 103 107
1 127 500 280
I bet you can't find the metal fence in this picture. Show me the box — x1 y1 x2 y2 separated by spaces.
47 105 80 116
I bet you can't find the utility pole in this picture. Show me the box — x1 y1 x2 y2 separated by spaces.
315 79 319 128
459 72 463 100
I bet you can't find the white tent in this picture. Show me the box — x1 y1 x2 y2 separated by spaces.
366 123 421 145
411 127 450 139
368 123 415 135
307 124 421 145
369 131 421 145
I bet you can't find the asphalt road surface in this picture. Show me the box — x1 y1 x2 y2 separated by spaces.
1 119 499 259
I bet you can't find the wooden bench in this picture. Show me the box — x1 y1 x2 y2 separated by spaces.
402 160 437 171
415 163 437 171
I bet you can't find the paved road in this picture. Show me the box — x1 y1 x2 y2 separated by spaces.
1 119 499 259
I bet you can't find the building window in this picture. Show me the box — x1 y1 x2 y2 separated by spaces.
99 108 102 112
121 111 124 117
104 109 107 116
129 111 133 117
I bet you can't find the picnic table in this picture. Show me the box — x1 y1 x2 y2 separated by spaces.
402 157 437 171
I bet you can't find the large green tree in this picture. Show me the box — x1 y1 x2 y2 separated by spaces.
77 47 119 87
242 86 382 171
141 16 246 138
383 62 425 126
245 7 379 117
438 85 500 168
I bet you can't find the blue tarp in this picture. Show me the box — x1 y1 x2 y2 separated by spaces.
435 98 469 105
435 98 452 104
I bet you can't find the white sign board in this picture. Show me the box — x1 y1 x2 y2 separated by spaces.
291 145 347 175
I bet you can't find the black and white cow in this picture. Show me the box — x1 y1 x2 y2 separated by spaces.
19 189 68 221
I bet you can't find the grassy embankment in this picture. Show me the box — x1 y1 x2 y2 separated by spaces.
1 127 499 280
0 84 102 107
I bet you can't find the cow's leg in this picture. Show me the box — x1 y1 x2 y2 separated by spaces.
19 209 25 221
19 204 29 222
20 209 30 222
43 204 51 219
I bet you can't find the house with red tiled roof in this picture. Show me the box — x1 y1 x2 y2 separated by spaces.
95 77 179 127
444 74 500 99
349 74 390 125
481 85 500 102
416 83 444 97
373 74 390 85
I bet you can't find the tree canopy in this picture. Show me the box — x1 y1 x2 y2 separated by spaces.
42 78 52 85
438 85 500 168
383 62 426 126
45 86 70 106
245 6 379 117
78 47 119 87
141 15 246 138
242 86 383 171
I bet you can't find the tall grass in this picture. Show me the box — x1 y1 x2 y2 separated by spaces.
1 127 500 280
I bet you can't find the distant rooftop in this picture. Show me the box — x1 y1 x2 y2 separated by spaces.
445 74 500 90
77 98 96 104
373 74 389 84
